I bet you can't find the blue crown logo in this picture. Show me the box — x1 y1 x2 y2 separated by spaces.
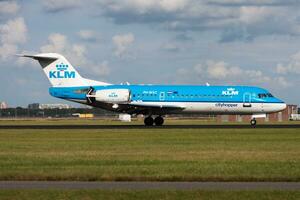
56 63 68 71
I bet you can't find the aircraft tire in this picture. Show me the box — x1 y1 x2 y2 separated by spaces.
154 116 164 126
144 116 154 126
250 119 257 126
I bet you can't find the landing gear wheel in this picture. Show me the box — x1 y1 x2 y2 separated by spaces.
154 116 164 126
144 116 154 126
250 119 257 126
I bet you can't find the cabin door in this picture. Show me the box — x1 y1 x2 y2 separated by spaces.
159 92 165 101
243 93 252 107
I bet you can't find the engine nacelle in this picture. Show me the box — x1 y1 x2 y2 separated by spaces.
95 89 130 103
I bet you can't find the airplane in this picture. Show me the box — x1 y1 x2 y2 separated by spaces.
20 53 287 126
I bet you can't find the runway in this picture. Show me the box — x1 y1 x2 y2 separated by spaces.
0 181 299 190
0 124 300 129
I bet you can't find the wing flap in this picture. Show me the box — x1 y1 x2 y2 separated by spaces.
130 101 186 109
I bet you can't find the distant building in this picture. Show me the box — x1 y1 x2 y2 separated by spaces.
28 103 72 110
217 104 298 123
28 103 40 109
0 102 8 109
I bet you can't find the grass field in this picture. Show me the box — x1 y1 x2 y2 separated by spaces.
0 190 299 200
0 119 299 181
1 118 300 125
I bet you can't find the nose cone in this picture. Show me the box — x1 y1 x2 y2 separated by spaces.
276 103 287 112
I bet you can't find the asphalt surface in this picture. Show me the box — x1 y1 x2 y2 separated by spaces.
0 124 300 129
0 181 299 190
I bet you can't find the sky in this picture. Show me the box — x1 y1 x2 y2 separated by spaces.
0 0 300 107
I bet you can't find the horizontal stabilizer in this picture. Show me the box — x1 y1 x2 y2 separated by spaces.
16 53 60 60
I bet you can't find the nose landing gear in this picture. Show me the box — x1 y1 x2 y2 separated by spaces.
144 116 164 126
250 118 257 126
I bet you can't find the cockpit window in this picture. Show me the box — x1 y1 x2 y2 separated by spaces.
258 93 273 98
258 94 265 98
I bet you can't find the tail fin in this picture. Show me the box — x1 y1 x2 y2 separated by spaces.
19 53 110 87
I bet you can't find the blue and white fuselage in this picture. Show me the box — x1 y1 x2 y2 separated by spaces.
49 85 285 115
21 53 286 126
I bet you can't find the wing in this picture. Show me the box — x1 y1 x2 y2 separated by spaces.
123 101 186 115
84 87 185 115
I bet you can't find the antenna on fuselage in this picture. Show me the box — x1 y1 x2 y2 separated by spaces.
120 82 130 85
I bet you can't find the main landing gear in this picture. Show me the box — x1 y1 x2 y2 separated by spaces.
250 118 257 126
144 116 164 126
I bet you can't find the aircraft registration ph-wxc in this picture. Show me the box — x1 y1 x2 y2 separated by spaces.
20 53 286 126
